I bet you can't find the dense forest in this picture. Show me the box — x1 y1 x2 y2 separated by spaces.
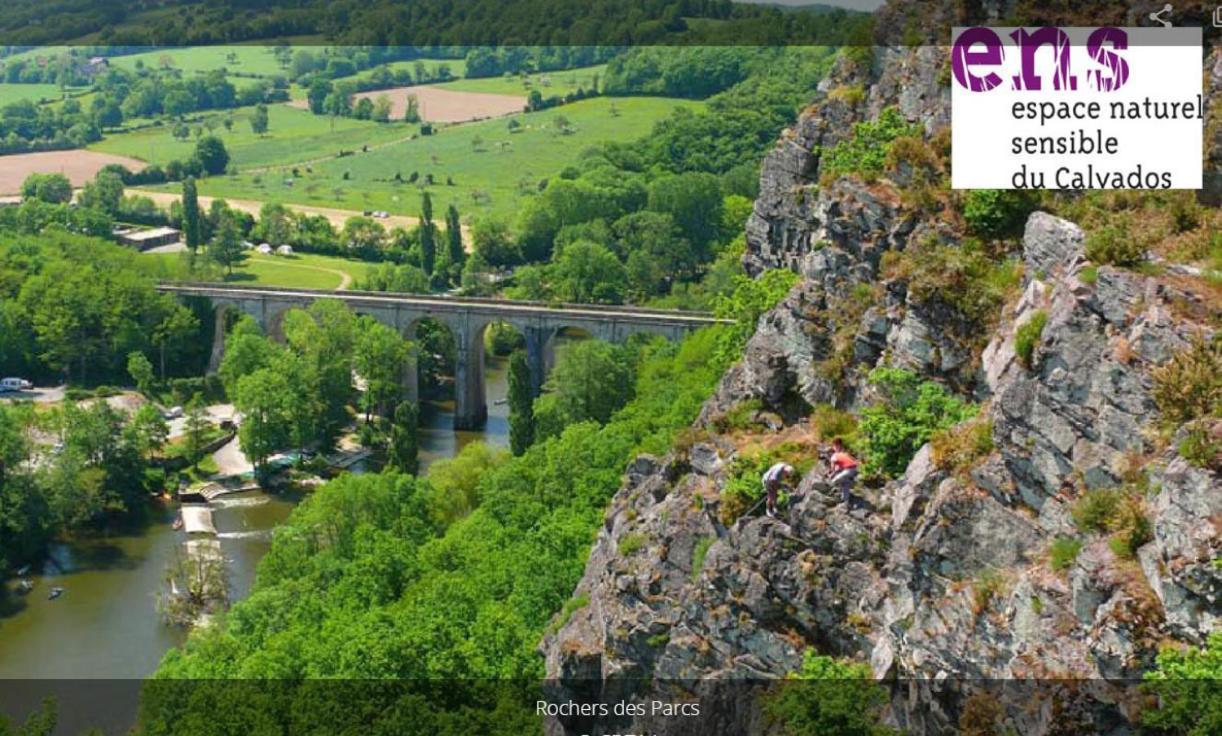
0 0 869 46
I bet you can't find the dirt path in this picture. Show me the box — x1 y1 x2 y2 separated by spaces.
247 254 354 290
128 188 471 250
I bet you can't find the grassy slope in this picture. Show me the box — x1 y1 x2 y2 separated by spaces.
436 64 604 96
89 103 417 168
172 95 700 220
349 58 468 85
0 83 70 105
146 250 377 290
105 46 289 77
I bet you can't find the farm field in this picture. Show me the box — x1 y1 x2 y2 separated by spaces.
0 83 75 106
437 65 604 96
105 46 289 77
145 250 378 290
343 85 526 123
172 96 700 220
91 103 417 169
0 150 147 195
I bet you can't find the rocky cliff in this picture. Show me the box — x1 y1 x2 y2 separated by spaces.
543 9 1219 734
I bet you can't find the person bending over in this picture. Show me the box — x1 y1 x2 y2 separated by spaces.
761 462 795 518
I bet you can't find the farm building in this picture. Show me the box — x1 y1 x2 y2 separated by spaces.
116 226 181 250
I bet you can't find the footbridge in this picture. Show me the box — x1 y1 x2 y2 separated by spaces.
157 282 726 429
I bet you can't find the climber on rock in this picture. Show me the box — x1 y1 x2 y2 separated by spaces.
761 461 795 518
828 437 860 507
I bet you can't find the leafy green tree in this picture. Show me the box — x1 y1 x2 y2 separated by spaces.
249 103 269 135
0 403 29 485
234 368 291 477
354 317 410 421
534 340 633 440
152 302 200 380
194 136 230 176
712 269 798 369
127 403 169 461
181 178 202 252
183 394 209 470
127 352 155 395
507 349 535 456
646 171 724 257
78 171 124 215
765 650 896 736
1143 632 1222 736
859 368 976 478
388 400 419 475
419 193 436 275
551 241 627 304
471 216 520 267
20 173 72 204
208 209 245 276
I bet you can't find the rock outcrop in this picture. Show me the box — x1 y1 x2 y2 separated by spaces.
544 9 1220 734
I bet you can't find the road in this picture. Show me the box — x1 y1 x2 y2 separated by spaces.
0 385 65 403
127 189 472 250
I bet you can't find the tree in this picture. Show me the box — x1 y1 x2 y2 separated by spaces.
551 241 627 304
353 317 410 421
646 172 724 258
127 352 155 395
78 171 124 215
209 210 245 276
419 193 436 276
372 94 392 123
234 369 290 477
533 340 633 440
20 173 72 204
250 103 269 135
128 402 168 461
353 97 374 120
152 301 200 380
404 94 421 123
471 217 520 266
444 204 465 274
507 349 534 456
194 136 230 176
182 178 203 252
183 394 209 469
388 400 419 475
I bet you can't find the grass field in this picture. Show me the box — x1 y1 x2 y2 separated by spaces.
91 103 418 169
0 83 74 106
106 46 289 77
437 65 604 97
146 250 377 290
168 96 699 220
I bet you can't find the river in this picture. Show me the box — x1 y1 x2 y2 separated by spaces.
0 356 511 688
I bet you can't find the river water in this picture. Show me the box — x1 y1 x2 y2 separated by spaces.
0 356 510 683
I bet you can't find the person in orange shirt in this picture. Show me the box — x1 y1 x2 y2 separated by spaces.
827 437 859 506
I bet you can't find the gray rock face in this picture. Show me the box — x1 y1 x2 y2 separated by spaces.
544 30 1220 736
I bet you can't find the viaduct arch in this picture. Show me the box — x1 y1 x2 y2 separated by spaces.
161 283 725 430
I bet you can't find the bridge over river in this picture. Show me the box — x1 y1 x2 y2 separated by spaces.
157 282 727 429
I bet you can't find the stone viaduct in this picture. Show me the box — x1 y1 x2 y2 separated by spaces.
157 283 726 429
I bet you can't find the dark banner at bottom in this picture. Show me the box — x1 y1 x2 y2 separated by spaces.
0 677 1217 735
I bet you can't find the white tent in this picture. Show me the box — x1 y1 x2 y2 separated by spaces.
276 245 294 255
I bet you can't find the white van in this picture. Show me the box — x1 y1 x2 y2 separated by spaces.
0 377 33 392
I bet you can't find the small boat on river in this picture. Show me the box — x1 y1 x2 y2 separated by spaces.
16 578 33 594
48 586 64 600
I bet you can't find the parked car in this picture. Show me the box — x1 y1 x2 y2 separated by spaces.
0 377 33 392
163 406 183 420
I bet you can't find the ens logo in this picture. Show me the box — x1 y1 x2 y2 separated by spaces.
953 27 1129 93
